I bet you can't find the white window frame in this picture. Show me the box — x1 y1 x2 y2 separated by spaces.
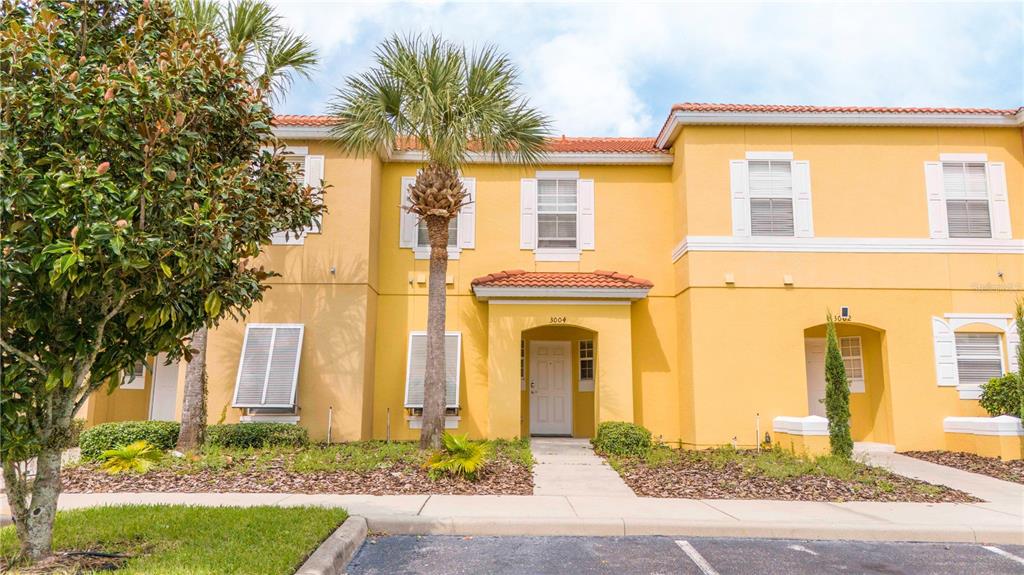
924 154 1011 240
536 171 580 254
231 323 305 409
413 215 461 260
839 336 865 393
730 153 812 238
120 361 147 390
578 339 595 392
402 175 474 260
748 158 795 237
403 331 462 409
933 313 1017 400
270 148 325 245
953 331 1005 399
940 160 992 239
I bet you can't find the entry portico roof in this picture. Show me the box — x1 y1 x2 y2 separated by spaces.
471 270 652 301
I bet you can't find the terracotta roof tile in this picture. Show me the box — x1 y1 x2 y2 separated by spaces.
471 270 653 289
670 103 1021 116
273 115 335 127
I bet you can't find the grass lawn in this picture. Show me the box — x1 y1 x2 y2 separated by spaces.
602 445 976 502
0 505 347 574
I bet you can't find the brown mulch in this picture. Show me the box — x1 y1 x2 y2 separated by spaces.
1 552 128 574
61 456 532 496
900 450 1024 485
607 450 978 503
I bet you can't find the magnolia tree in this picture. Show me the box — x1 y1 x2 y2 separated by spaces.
0 1 322 562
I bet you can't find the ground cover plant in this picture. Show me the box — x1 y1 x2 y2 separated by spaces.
62 439 534 495
901 451 1024 485
0 505 347 574
601 444 977 503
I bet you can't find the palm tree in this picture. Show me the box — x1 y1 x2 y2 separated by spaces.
174 0 317 451
330 35 550 449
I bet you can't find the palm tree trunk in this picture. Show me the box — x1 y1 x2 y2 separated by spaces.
177 327 208 452
420 215 450 450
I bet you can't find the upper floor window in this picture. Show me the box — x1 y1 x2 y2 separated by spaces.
537 178 578 249
417 217 458 248
942 162 991 238
748 160 794 236
399 176 476 259
270 149 325 245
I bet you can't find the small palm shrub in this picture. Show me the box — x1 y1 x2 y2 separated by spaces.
426 433 490 480
980 374 1023 417
100 440 164 474
80 421 181 460
205 423 309 449
592 421 653 457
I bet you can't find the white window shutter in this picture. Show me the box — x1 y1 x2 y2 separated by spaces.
520 178 538 249
932 317 958 387
730 160 750 236
1008 320 1020 373
404 332 462 408
232 324 304 408
792 160 814 237
304 155 325 233
924 162 948 239
578 178 595 250
459 177 476 249
399 176 418 248
987 162 1012 239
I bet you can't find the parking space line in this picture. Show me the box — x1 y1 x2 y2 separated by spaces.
787 544 819 556
675 540 720 575
983 546 1024 567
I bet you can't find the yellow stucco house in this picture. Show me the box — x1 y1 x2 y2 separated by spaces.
84 103 1024 455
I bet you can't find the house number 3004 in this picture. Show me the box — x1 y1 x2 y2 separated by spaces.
549 316 567 324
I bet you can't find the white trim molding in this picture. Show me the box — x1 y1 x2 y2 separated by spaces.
472 286 651 301
406 415 461 430
534 248 582 262
672 235 1024 261
392 150 672 165
240 414 300 424
943 416 1023 437
746 151 794 160
773 415 829 436
939 153 988 162
486 299 632 306
413 246 461 260
656 111 1023 149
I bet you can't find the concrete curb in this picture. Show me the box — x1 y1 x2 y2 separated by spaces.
364 516 1024 545
295 516 368 575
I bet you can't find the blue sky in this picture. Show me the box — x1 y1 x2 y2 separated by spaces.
271 1 1023 137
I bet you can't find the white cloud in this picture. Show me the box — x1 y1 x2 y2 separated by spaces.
268 1 1023 136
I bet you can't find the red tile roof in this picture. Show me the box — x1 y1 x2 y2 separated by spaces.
471 270 653 289
273 115 335 126
670 103 1021 116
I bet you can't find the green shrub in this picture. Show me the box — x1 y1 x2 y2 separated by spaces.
205 423 308 449
592 421 653 457
426 433 490 481
980 373 1023 417
100 440 164 474
80 421 181 460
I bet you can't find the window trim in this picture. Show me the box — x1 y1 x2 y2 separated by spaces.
941 160 993 239
403 331 462 409
536 176 580 252
231 323 305 409
579 339 595 392
953 331 1005 399
747 159 795 237
121 361 147 390
838 336 865 393
413 216 462 260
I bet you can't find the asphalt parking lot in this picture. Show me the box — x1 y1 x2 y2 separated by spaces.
347 535 1024 575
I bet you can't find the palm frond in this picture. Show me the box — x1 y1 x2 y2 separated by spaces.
174 0 220 35
259 29 317 98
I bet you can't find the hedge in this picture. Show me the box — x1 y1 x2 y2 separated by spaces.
592 421 653 457
80 421 181 460
980 374 1023 417
205 423 308 449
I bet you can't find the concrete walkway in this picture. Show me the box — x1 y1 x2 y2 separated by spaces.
530 437 635 497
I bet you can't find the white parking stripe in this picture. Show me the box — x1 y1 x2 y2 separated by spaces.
675 540 720 575
787 544 819 556
983 545 1024 566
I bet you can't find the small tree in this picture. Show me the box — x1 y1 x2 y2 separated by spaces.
824 311 853 458
330 35 549 449
1015 298 1024 421
0 1 321 562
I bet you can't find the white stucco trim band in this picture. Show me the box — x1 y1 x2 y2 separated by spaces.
672 236 1024 261
773 415 829 436
943 416 1024 436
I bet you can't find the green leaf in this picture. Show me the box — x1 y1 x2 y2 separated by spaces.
204 291 221 317
160 261 172 278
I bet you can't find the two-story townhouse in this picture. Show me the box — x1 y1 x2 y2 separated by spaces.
83 104 1024 454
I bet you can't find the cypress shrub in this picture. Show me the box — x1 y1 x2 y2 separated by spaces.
825 312 853 458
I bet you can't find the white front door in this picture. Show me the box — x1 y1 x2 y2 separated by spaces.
804 338 827 417
149 353 180 421
530 341 572 436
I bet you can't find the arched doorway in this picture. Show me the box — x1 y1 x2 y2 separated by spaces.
521 325 598 438
803 322 894 444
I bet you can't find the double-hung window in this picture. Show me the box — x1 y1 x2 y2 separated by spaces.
954 333 1004 389
417 217 458 248
537 178 578 249
942 162 991 238
579 340 594 391
839 337 865 393
748 160 794 236
400 176 475 259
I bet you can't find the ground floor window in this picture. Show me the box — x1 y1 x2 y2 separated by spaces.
954 332 1004 387
839 336 865 392
579 340 594 391
404 331 462 409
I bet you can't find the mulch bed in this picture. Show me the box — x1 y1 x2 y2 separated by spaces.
900 451 1024 485
61 455 532 496
608 451 977 503
1 552 128 574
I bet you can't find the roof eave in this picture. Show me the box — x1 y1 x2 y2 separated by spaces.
472 286 651 301
655 110 1024 150
389 150 672 166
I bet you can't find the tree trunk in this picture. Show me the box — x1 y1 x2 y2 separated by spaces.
177 326 209 452
2 446 63 562
420 214 450 450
